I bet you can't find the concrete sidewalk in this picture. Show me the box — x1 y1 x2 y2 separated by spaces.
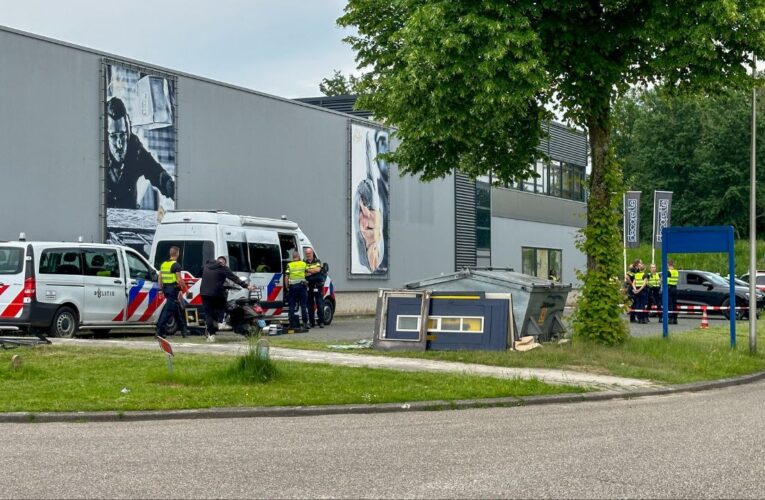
51 338 659 391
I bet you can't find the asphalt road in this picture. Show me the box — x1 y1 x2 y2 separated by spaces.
3 380 765 499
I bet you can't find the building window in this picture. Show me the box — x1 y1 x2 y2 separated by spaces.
476 181 491 251
522 247 563 281
503 160 585 202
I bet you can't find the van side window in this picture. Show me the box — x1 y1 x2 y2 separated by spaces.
248 243 281 273
126 251 153 280
0 248 23 275
154 241 215 278
83 249 121 278
226 241 249 272
39 249 82 275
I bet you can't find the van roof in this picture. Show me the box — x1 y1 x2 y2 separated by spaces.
0 241 127 249
160 211 300 230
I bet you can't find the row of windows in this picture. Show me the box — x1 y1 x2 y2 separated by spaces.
37 248 153 280
505 160 586 202
396 315 485 334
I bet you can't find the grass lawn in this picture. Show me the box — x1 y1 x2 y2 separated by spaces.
267 324 765 385
0 346 585 413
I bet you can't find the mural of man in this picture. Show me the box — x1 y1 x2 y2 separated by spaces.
106 96 175 209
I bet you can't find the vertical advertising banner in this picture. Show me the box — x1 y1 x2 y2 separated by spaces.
624 191 641 248
350 123 390 276
104 62 177 256
653 191 673 248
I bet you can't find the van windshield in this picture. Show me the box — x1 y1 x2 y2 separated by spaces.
154 240 214 278
0 247 23 275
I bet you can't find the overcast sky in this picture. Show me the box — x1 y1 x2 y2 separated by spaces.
0 0 358 98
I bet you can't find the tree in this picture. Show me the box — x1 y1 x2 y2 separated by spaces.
613 88 765 240
340 1 765 344
319 70 362 96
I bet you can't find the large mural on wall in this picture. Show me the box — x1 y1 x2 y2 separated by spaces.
350 122 390 276
104 62 177 256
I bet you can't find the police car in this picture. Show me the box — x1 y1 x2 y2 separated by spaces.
0 237 162 337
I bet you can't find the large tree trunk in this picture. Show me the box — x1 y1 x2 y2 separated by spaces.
572 103 628 344
586 107 612 271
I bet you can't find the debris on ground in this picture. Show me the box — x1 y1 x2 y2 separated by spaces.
328 339 374 350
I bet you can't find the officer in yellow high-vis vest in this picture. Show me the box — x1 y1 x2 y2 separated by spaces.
646 263 662 320
667 260 679 324
156 246 189 338
285 250 309 329
632 263 649 324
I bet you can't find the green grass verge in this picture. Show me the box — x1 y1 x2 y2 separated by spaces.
0 346 584 413
268 324 765 385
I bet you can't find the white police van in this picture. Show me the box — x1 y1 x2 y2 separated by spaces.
149 211 336 332
0 238 162 337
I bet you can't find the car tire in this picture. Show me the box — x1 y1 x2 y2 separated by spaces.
49 306 78 338
721 298 746 321
322 299 335 326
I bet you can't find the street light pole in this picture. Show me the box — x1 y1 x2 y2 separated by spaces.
750 55 758 354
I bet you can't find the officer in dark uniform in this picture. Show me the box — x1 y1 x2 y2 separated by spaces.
156 246 189 338
304 247 326 329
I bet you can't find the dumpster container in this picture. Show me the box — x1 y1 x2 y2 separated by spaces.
405 269 571 342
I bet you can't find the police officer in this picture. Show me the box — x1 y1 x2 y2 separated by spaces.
632 262 649 324
156 246 189 338
625 259 641 323
285 250 309 330
304 247 325 329
667 259 679 324
646 263 662 320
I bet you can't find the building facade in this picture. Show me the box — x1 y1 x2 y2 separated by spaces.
0 26 586 313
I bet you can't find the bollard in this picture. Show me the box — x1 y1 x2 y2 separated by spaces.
256 338 270 360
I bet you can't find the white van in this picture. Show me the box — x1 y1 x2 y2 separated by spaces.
149 211 336 331
0 240 162 337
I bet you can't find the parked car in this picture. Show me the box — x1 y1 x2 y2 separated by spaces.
676 270 765 320
738 271 765 293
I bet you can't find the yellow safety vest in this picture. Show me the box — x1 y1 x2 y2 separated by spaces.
287 260 307 282
667 268 679 286
648 273 661 288
160 260 177 285
634 271 646 282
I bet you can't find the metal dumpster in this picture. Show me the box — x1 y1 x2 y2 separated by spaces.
405 269 571 342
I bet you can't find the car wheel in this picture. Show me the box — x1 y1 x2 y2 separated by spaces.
721 298 745 321
322 299 335 326
49 307 78 338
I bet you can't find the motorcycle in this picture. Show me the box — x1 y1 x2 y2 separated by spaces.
223 282 267 336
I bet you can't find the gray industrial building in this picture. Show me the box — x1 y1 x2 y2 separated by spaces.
0 25 587 313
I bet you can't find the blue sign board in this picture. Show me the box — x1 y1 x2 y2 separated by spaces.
661 226 736 347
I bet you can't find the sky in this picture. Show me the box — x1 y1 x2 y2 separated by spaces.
0 0 358 98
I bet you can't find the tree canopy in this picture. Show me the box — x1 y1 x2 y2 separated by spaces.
319 70 363 96
340 0 765 344
614 88 765 240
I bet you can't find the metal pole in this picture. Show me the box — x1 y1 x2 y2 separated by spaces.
750 56 758 354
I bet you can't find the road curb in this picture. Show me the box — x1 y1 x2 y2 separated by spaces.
2 369 765 424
